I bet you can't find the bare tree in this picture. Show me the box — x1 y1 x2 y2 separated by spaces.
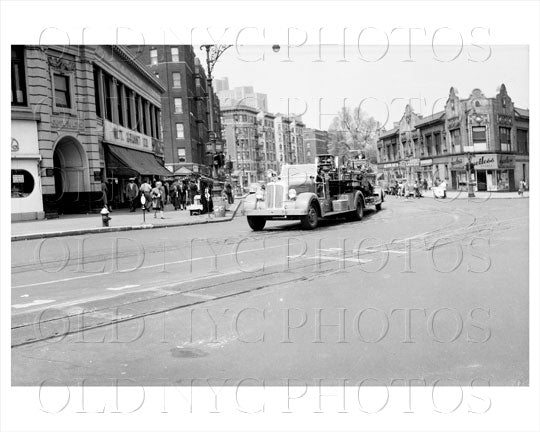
328 105 380 163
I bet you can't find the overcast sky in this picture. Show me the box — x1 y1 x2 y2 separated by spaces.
195 45 529 131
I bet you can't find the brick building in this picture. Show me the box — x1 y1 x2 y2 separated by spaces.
303 128 330 163
131 45 222 176
377 85 529 192
11 45 167 220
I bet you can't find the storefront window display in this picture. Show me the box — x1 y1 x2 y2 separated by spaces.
11 169 35 198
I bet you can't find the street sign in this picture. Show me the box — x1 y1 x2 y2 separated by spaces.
140 195 146 205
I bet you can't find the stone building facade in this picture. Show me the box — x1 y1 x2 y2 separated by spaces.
377 85 529 192
11 45 167 219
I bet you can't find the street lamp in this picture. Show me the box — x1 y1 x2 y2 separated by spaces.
200 44 232 159
465 152 476 198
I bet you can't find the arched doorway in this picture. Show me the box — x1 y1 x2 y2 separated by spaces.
52 135 89 212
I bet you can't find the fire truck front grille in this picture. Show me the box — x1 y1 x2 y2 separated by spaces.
266 184 284 208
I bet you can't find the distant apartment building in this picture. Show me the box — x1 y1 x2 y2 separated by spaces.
222 105 278 186
217 82 268 112
274 114 306 167
131 45 221 175
303 128 330 163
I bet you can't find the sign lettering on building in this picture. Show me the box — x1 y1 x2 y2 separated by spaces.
50 115 85 132
420 159 433 166
103 120 155 153
474 155 497 169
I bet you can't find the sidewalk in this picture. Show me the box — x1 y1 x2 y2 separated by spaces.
388 189 530 200
11 200 243 242
421 189 529 200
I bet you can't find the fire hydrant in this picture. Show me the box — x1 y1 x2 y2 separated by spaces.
100 207 111 227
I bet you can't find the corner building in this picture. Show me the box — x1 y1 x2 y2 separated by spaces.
377 85 529 192
11 45 167 219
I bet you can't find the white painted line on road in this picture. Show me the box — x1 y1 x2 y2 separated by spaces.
12 244 283 289
12 299 55 309
106 284 140 291
20 294 29 298
182 292 217 300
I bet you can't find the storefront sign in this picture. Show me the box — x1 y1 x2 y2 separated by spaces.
152 138 164 157
450 156 466 169
103 120 152 153
382 162 399 169
474 155 497 170
405 158 420 167
420 159 433 166
50 115 85 132
499 154 515 169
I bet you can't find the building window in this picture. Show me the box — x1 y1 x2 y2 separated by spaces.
472 126 487 151
176 123 184 139
11 46 27 106
54 74 71 108
171 47 179 62
155 109 161 140
177 148 186 162
93 66 101 118
116 83 124 127
434 133 442 155
172 72 181 88
174 97 183 114
425 134 432 156
150 49 158 65
11 169 34 198
472 126 486 142
135 94 142 132
450 128 461 152
517 129 528 154
125 89 132 129
142 100 148 135
499 126 511 152
104 74 113 121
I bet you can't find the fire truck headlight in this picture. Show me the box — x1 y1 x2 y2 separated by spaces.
288 189 297 200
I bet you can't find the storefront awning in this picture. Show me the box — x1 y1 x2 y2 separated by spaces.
105 144 171 177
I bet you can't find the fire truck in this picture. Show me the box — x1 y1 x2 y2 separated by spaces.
244 154 384 230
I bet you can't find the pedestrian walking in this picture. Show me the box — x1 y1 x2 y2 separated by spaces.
139 178 152 211
170 181 179 210
518 179 527 197
423 178 428 191
189 180 198 205
413 180 421 198
151 181 165 219
225 183 234 204
125 177 139 212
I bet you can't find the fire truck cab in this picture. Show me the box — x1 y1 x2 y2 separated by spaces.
244 154 384 230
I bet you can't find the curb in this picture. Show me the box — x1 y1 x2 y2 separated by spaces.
11 212 236 242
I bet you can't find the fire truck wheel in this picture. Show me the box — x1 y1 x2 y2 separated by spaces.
375 202 382 211
349 199 364 221
301 204 319 230
247 216 266 231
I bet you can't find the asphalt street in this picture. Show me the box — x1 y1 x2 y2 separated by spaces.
11 196 529 386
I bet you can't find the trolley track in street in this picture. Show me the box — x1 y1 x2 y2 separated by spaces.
11 210 525 348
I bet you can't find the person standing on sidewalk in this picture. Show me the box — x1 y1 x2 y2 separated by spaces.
518 179 527 197
178 181 187 210
125 177 139 212
151 181 165 219
139 178 152 211
101 180 110 211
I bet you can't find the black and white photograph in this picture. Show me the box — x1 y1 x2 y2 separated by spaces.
1 1 539 432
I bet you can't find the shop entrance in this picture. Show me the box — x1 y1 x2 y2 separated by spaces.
476 170 487 191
